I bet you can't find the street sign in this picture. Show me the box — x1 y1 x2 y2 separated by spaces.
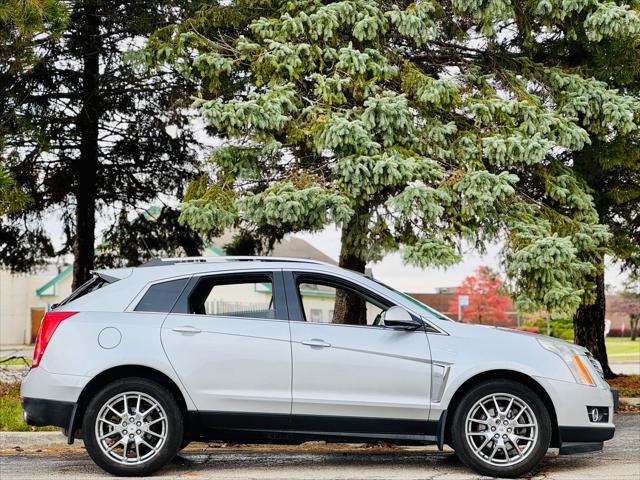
457 295 469 322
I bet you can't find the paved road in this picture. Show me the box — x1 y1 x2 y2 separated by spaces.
1 414 638 479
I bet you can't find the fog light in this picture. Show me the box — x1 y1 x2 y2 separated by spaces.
587 406 609 423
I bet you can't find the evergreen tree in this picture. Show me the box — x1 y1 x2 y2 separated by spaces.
568 36 640 376
95 206 204 267
149 1 639 373
0 0 66 215
1 1 202 287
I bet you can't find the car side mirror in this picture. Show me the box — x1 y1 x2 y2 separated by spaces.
382 306 423 330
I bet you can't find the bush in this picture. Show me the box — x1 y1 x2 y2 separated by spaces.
522 317 573 340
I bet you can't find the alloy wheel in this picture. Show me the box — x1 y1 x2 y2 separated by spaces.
464 392 539 467
94 391 168 465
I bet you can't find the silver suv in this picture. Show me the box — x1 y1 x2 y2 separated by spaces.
21 257 615 478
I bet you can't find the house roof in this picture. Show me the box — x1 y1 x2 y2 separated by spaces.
207 231 338 265
35 265 72 296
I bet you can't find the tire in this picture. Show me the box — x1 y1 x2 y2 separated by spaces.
451 379 551 478
82 377 184 476
179 438 191 451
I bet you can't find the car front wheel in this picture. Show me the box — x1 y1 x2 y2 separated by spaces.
82 377 183 476
451 379 552 478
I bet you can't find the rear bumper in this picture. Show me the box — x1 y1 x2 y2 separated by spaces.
558 425 615 455
22 397 76 429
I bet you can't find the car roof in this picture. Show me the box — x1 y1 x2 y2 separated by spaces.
93 257 344 283
140 256 329 267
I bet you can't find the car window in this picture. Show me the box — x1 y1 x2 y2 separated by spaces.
135 278 189 313
54 275 113 309
187 274 278 319
296 278 390 326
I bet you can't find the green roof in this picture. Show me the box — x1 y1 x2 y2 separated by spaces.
36 265 72 297
204 240 225 256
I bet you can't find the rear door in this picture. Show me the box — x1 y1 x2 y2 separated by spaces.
161 270 292 415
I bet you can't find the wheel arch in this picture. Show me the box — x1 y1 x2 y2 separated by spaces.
443 369 559 448
70 364 190 441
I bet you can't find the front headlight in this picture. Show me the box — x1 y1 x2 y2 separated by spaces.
538 338 596 386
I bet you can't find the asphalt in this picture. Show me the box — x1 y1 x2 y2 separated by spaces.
0 414 638 479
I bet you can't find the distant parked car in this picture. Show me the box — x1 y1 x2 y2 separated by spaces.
21 257 614 478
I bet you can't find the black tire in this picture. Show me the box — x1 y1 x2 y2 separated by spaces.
451 379 551 478
82 377 184 476
179 438 191 451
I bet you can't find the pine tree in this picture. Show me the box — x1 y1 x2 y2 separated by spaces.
1 1 202 287
567 36 640 376
0 0 66 215
149 1 639 357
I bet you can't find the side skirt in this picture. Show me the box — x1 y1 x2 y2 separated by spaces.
187 411 441 445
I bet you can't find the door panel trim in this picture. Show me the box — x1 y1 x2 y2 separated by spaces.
187 411 441 440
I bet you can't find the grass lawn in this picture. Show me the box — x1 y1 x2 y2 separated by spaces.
0 383 58 432
605 337 640 361
0 357 32 366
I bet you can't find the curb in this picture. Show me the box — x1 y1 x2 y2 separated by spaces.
0 431 82 449
620 397 640 407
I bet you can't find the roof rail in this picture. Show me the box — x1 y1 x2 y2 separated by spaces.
141 256 328 267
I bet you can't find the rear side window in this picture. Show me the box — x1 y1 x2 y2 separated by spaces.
54 275 111 308
135 278 189 313
188 275 276 319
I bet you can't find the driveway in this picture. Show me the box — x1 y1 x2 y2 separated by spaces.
1 413 638 479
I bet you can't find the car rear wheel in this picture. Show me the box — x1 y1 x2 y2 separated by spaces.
82 377 183 476
451 379 551 478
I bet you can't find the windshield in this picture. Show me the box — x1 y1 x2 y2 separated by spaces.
369 277 454 321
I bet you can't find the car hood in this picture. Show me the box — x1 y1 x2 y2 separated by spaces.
447 321 589 355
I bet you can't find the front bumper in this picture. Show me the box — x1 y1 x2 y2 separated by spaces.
22 396 76 429
557 425 615 454
534 376 615 455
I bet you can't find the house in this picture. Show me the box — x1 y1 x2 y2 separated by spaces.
0 235 339 346
0 264 74 345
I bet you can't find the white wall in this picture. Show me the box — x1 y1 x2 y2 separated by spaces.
0 268 72 346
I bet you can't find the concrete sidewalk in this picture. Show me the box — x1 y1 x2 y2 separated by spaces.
0 432 75 450
0 346 32 358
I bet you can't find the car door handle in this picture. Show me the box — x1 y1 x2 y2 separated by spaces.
172 325 202 334
301 339 331 348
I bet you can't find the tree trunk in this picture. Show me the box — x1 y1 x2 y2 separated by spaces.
72 1 101 290
332 224 367 325
573 269 615 378
630 315 638 341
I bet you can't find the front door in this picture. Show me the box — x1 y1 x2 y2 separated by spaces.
161 271 291 416
285 271 433 435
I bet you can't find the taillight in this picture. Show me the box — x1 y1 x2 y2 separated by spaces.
32 311 78 368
